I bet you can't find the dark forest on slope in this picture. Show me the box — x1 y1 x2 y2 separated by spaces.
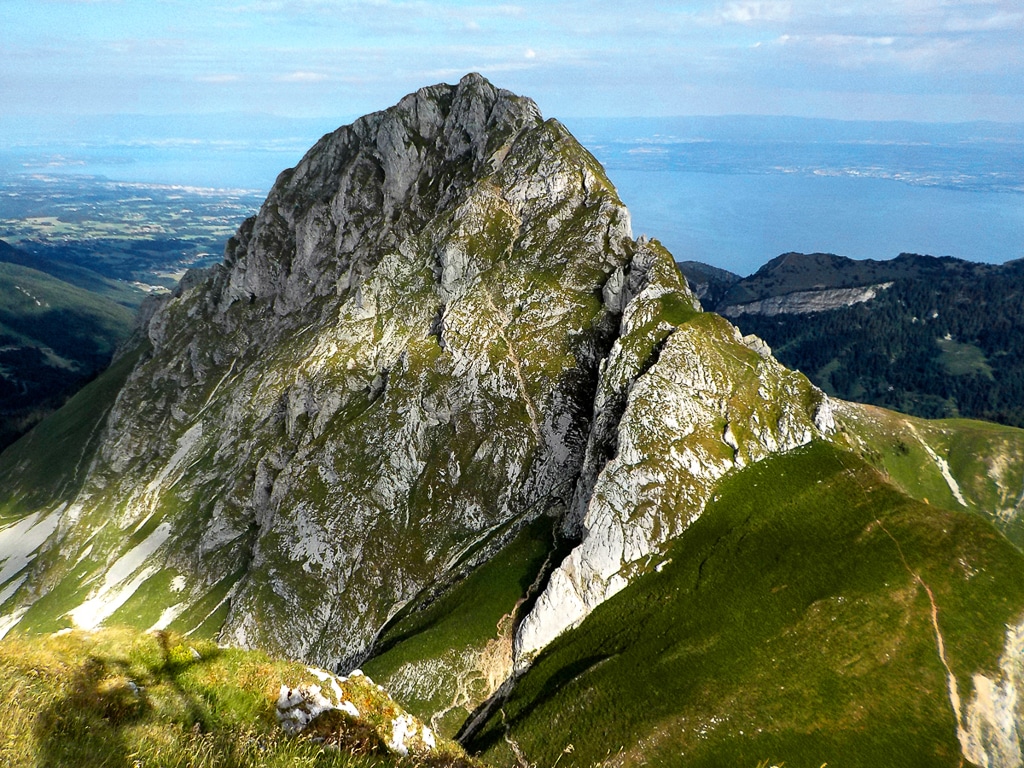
682 252 1024 427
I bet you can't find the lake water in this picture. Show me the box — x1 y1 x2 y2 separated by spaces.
608 168 1024 276
2 114 1023 278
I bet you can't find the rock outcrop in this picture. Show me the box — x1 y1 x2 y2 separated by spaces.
960 618 1024 768
515 263 835 660
719 282 893 317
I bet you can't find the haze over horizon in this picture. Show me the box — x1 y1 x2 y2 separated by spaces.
4 0 1023 125
3 1 1022 276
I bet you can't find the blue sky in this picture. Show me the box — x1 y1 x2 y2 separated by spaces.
2 0 1023 122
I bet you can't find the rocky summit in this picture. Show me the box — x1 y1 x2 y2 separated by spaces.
2 75 1024 767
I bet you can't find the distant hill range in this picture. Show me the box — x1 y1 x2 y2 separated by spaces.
0 239 134 449
680 251 1024 426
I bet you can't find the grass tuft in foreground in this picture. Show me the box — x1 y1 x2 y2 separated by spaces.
0 627 479 768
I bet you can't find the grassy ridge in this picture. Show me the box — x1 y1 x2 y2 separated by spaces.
0 628 475 768
469 442 1024 768
835 402 1024 549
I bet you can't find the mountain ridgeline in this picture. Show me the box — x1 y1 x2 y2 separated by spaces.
2 76 1024 767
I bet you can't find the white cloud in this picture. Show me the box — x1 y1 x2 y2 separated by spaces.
276 71 330 82
7 0 1024 121
716 1 792 24
943 11 1024 31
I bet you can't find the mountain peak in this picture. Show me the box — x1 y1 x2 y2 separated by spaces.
212 74 547 319
1 75 649 668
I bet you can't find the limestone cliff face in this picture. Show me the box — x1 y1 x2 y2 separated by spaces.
0 75 830 674
719 282 894 317
515 255 835 660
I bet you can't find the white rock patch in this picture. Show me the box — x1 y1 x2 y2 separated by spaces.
931 448 968 507
276 668 437 757
0 510 60 591
960 619 1024 767
277 683 338 734
148 603 185 632
67 522 173 630
389 713 417 756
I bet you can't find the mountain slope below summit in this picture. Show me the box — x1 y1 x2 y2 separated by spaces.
469 441 1024 768
359 247 836 740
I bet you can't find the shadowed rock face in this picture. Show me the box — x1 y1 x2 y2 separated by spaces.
0 74 831 673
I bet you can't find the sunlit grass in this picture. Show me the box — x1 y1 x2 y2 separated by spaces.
0 628 478 768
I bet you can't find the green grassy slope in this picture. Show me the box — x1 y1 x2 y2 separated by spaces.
468 442 1024 768
0 342 146 519
0 239 143 308
0 259 136 449
364 517 558 737
0 628 475 768
0 261 133 358
835 401 1024 549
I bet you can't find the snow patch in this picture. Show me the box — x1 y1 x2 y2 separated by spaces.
918 436 968 507
276 683 337 734
73 543 95 569
422 724 436 750
67 522 173 629
0 509 60 588
147 422 204 493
